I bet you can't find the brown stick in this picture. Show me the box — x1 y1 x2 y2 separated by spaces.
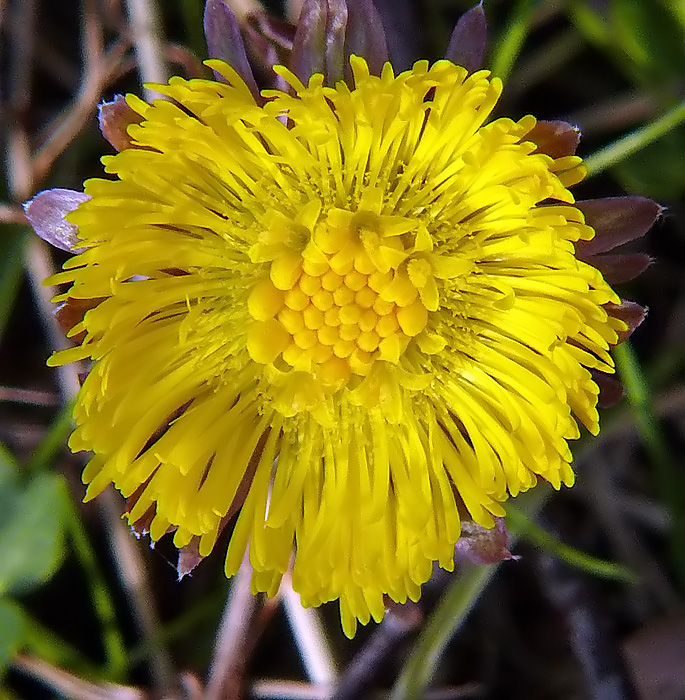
124 0 169 100
13 654 146 700
0 204 27 224
99 489 178 693
5 0 36 200
205 554 259 700
32 39 131 187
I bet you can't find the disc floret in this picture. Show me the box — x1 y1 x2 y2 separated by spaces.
247 193 459 396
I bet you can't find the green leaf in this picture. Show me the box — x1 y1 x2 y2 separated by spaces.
0 474 68 595
0 599 27 676
569 1 610 48
665 0 685 29
614 343 685 589
0 443 20 474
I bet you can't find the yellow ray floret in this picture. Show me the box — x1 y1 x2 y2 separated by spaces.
49 56 622 637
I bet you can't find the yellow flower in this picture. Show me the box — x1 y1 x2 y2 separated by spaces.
47 56 627 637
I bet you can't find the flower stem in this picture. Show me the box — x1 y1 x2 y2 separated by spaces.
27 401 74 474
177 0 205 59
61 480 129 681
389 563 496 700
506 506 635 582
584 99 685 177
490 0 538 81
390 488 549 700
613 341 685 589
125 0 169 100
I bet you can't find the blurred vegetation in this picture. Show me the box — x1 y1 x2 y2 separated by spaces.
0 0 684 698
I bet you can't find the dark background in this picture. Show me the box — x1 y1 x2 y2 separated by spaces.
1 0 684 698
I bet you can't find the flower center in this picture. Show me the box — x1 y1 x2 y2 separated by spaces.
245 206 439 389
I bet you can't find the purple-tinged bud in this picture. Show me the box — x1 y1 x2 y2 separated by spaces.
98 95 143 152
290 0 348 87
445 2 486 74
344 0 389 78
529 120 581 158
455 518 519 565
576 196 662 256
23 189 90 253
204 0 260 98
178 540 203 580
607 300 648 343
591 253 653 285
594 373 625 408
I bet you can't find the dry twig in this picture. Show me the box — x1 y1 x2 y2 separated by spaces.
23 239 82 402
281 571 338 689
32 38 131 187
125 0 169 99
332 602 422 700
5 0 36 201
13 655 146 700
0 204 27 224
537 547 636 700
99 490 178 694
0 386 59 405
205 553 259 700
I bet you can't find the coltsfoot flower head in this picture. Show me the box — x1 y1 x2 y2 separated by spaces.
25 0 659 637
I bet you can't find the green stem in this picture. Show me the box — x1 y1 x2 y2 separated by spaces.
27 401 74 474
389 563 497 700
0 229 26 340
0 441 20 471
664 0 685 29
490 0 538 81
506 506 635 582
126 592 221 666
390 488 548 700
584 99 685 177
178 0 205 60
613 342 685 588
60 480 129 681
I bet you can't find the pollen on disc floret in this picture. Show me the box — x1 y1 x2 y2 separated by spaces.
246 206 446 390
